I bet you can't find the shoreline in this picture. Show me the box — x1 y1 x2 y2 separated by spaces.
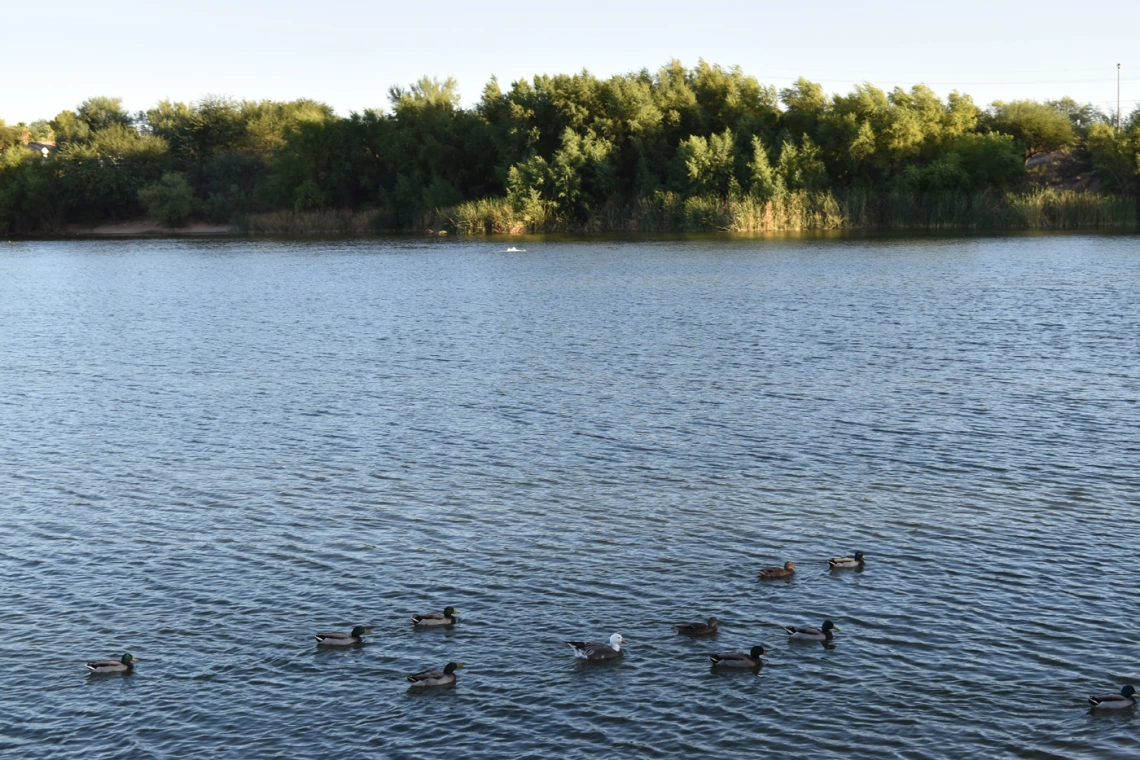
9 226 1138 242
8 188 1139 240
60 220 236 237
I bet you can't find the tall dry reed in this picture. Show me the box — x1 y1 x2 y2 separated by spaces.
240 210 379 235
441 189 1136 234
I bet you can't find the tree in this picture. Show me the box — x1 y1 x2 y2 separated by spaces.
900 133 1023 192
943 91 980 140
138 172 195 226
292 179 327 211
50 110 90 145
674 128 738 197
0 119 20 150
549 128 616 218
5 64 1139 235
690 60 779 137
77 96 132 133
780 78 827 140
1045 97 1106 135
747 135 781 200
777 135 828 190
1086 123 1140 194
986 100 1075 158
506 155 551 223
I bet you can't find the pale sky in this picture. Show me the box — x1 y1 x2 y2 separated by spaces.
3 0 1137 123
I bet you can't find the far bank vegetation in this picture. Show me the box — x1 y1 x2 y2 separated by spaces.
2 62 1138 235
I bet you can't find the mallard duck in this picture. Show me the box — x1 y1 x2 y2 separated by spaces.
829 551 866 569
314 626 370 646
709 646 770 668
784 620 839 641
1088 685 1137 709
411 607 459 626
759 561 795 579
406 661 465 687
86 653 138 674
567 633 626 660
675 617 720 636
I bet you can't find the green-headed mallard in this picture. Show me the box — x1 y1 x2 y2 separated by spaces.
759 561 795 579
86 653 138 674
1088 685 1137 709
407 661 465 687
709 645 770 668
675 617 720 636
567 633 625 660
314 626 370 646
829 551 866 570
411 607 458 627
784 620 839 641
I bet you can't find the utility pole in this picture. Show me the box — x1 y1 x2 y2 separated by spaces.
1118 63 1122 131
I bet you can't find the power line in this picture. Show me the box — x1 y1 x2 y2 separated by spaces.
746 64 1135 76
758 75 1140 86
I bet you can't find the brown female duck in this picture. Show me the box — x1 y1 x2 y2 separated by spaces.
758 561 795 579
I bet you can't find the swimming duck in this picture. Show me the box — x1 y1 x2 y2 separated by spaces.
567 633 626 660
759 561 795 579
829 551 866 570
86 653 138 674
675 617 720 636
314 626 370 646
1088 685 1137 709
784 620 839 641
411 607 459 626
407 662 465 687
709 646 771 669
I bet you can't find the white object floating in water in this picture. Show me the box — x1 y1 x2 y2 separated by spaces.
499 246 526 253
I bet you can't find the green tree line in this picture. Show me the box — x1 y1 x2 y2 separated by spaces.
2 61 1139 234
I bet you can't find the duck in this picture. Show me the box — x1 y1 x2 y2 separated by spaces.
411 607 459 627
567 633 626 660
1088 685 1137 709
829 551 866 570
86 653 138 674
758 561 795 579
407 662 465 687
709 646 771 669
675 617 720 636
784 620 839 641
314 626 370 646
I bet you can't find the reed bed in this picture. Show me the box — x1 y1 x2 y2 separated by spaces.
239 190 1135 236
442 189 1137 234
240 210 380 235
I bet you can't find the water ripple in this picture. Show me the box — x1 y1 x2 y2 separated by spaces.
1 235 1138 757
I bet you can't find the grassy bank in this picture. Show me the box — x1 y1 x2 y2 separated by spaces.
210 189 1138 237
446 189 1137 234
238 209 380 235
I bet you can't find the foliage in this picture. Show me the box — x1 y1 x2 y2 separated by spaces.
985 100 1076 158
0 120 21 151
1046 97 1106 136
900 133 1024 192
1085 123 1140 194
777 135 828 191
1 63 1137 234
747 136 781 200
138 172 195 226
675 128 738 197
293 179 327 212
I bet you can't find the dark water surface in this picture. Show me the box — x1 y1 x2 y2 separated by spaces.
1 235 1138 758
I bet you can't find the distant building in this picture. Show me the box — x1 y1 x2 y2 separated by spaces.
25 141 54 157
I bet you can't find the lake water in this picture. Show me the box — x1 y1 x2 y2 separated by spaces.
1 234 1138 758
